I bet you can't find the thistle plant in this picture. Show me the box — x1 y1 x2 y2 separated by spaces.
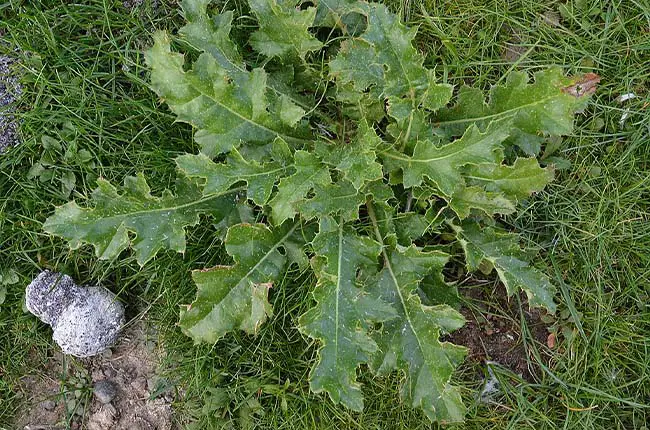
44 0 597 422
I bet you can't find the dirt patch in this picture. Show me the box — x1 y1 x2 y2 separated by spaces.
501 28 528 63
447 283 551 381
14 321 177 430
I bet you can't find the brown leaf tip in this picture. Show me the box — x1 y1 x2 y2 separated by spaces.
562 73 601 98
256 282 274 290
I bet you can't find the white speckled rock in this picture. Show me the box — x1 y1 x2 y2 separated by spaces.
26 270 125 357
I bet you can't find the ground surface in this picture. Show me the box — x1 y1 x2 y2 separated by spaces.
448 287 551 383
0 0 649 429
13 321 175 430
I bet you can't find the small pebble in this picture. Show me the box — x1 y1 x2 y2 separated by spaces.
91 368 104 382
40 399 56 410
102 367 117 378
147 377 157 393
93 380 117 404
103 403 117 416
130 377 147 394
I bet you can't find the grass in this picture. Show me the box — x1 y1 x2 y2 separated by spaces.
1 0 649 428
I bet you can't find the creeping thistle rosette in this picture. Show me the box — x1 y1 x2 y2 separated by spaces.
44 0 597 422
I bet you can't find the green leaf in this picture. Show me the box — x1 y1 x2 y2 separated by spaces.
386 108 437 152
180 223 298 342
434 68 596 146
0 269 19 306
146 31 308 157
335 81 386 122
43 174 238 266
454 221 557 312
180 2 244 74
249 0 323 60
329 3 452 116
176 148 288 206
315 120 384 190
394 210 443 245
0 269 19 286
180 1 313 117
369 245 467 423
382 121 509 196
449 186 515 218
314 0 361 29
297 180 365 221
278 95 308 127
463 157 555 200
299 217 395 411
269 151 331 225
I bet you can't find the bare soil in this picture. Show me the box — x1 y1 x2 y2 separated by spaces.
447 283 551 381
14 321 177 430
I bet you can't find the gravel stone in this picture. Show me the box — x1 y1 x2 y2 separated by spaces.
0 54 21 153
93 380 118 404
25 270 125 357
130 377 147 394
40 400 56 411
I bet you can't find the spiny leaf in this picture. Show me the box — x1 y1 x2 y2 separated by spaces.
297 180 365 221
269 151 331 225
180 1 244 74
249 0 323 60
180 1 313 116
237 136 294 165
315 120 384 190
314 0 363 30
448 186 515 218
43 174 238 266
299 217 395 411
463 157 554 200
454 221 557 312
329 2 452 116
335 81 386 122
393 210 443 245
434 68 597 149
146 31 308 157
180 223 299 343
369 245 467 423
386 107 437 152
382 121 509 196
176 148 288 206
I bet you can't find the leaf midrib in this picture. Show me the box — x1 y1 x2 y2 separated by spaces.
366 202 427 374
237 222 298 291
334 217 343 368
380 134 495 164
224 166 287 181
181 88 310 146
184 19 311 111
382 252 426 363
77 187 245 225
434 94 563 126
464 172 547 184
